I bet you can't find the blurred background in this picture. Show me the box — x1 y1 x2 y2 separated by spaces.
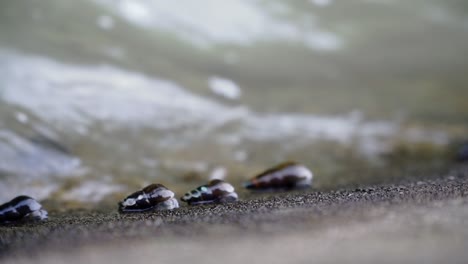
1 0 467 208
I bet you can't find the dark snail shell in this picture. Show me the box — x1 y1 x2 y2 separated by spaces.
119 184 179 213
244 161 313 190
181 179 238 205
0 196 48 224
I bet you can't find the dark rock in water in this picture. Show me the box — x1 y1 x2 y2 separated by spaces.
119 184 179 213
0 195 48 224
181 179 238 205
244 161 313 190
457 143 468 162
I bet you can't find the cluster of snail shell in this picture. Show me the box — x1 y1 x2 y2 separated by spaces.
119 161 313 212
1 162 313 223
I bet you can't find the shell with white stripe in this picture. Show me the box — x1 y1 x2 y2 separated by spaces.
119 183 179 212
181 179 238 205
0 195 48 224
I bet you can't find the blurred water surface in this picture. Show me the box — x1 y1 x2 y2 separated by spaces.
0 0 467 206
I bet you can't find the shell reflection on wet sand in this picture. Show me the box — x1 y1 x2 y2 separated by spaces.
181 179 238 205
119 184 179 213
0 196 48 224
244 162 313 190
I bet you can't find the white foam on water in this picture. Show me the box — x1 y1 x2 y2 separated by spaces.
0 128 81 201
0 50 418 149
15 112 29 124
94 0 344 51
97 15 115 30
304 31 343 51
310 0 333 7
0 183 59 205
0 130 81 177
0 50 240 131
208 77 242 100
242 112 365 143
61 180 125 203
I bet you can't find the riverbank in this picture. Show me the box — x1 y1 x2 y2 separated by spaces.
1 164 468 263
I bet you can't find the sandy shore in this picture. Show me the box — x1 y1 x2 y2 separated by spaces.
1 164 468 264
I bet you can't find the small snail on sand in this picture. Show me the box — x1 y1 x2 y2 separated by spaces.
0 196 48 224
119 184 179 213
181 179 238 205
244 161 313 190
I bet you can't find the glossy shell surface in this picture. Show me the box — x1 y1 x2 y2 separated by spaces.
244 161 313 190
181 179 238 205
119 184 179 213
0 196 48 224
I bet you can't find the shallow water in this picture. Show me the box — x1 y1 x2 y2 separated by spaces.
0 0 467 207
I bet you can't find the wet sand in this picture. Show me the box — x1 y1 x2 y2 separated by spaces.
1 164 468 264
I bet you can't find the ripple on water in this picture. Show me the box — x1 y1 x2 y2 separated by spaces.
0 50 399 143
0 50 452 204
94 0 343 51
